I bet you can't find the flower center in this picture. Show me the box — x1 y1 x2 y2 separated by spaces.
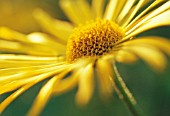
66 19 125 63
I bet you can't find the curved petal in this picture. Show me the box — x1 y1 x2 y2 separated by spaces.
123 45 167 72
123 36 170 56
0 54 65 68
115 50 138 64
33 9 74 43
125 10 170 39
0 27 30 42
0 54 59 61
0 66 69 114
59 0 94 25
0 71 52 94
0 64 66 85
0 27 61 56
125 0 165 31
28 32 66 54
120 0 148 28
96 59 114 99
124 1 170 39
27 70 69 116
0 82 36 113
0 65 68 94
116 0 136 24
52 69 80 95
0 40 59 56
76 63 94 105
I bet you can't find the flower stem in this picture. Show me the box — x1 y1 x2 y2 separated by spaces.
113 65 144 116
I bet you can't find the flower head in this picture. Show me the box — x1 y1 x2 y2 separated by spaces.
0 0 170 115
66 19 125 62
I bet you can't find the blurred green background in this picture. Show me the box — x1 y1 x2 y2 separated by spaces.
0 0 170 116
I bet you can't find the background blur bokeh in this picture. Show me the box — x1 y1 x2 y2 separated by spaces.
0 0 64 33
0 0 170 116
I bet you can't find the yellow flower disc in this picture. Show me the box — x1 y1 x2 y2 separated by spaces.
66 20 125 62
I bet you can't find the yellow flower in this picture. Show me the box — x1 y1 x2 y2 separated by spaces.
0 0 170 115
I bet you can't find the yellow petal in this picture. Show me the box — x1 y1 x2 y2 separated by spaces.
0 40 23 52
76 63 94 105
51 61 86 95
0 72 28 86
121 0 148 28
125 0 165 31
0 65 68 113
92 0 105 18
33 9 74 43
27 78 57 116
0 82 36 113
0 27 30 43
0 54 64 68
0 72 52 94
0 54 59 61
0 32 58 56
104 0 126 21
125 10 170 39
75 0 94 20
28 32 66 53
52 70 79 95
123 36 170 56
0 64 64 76
0 41 59 56
116 0 136 24
59 0 93 25
0 61 57 68
112 0 127 21
104 0 117 20
126 1 170 36
96 59 114 99
123 45 167 72
27 70 69 116
0 28 60 56
0 64 62 85
0 65 68 94
115 50 138 64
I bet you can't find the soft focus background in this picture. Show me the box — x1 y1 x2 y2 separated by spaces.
0 0 65 33
0 0 170 116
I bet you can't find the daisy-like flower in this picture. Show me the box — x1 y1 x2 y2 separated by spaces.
0 0 170 115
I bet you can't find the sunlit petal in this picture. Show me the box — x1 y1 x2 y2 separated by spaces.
125 10 170 39
104 0 118 20
125 0 165 31
28 32 66 53
116 0 136 24
0 28 60 56
104 0 126 21
0 0 170 115
120 0 148 28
